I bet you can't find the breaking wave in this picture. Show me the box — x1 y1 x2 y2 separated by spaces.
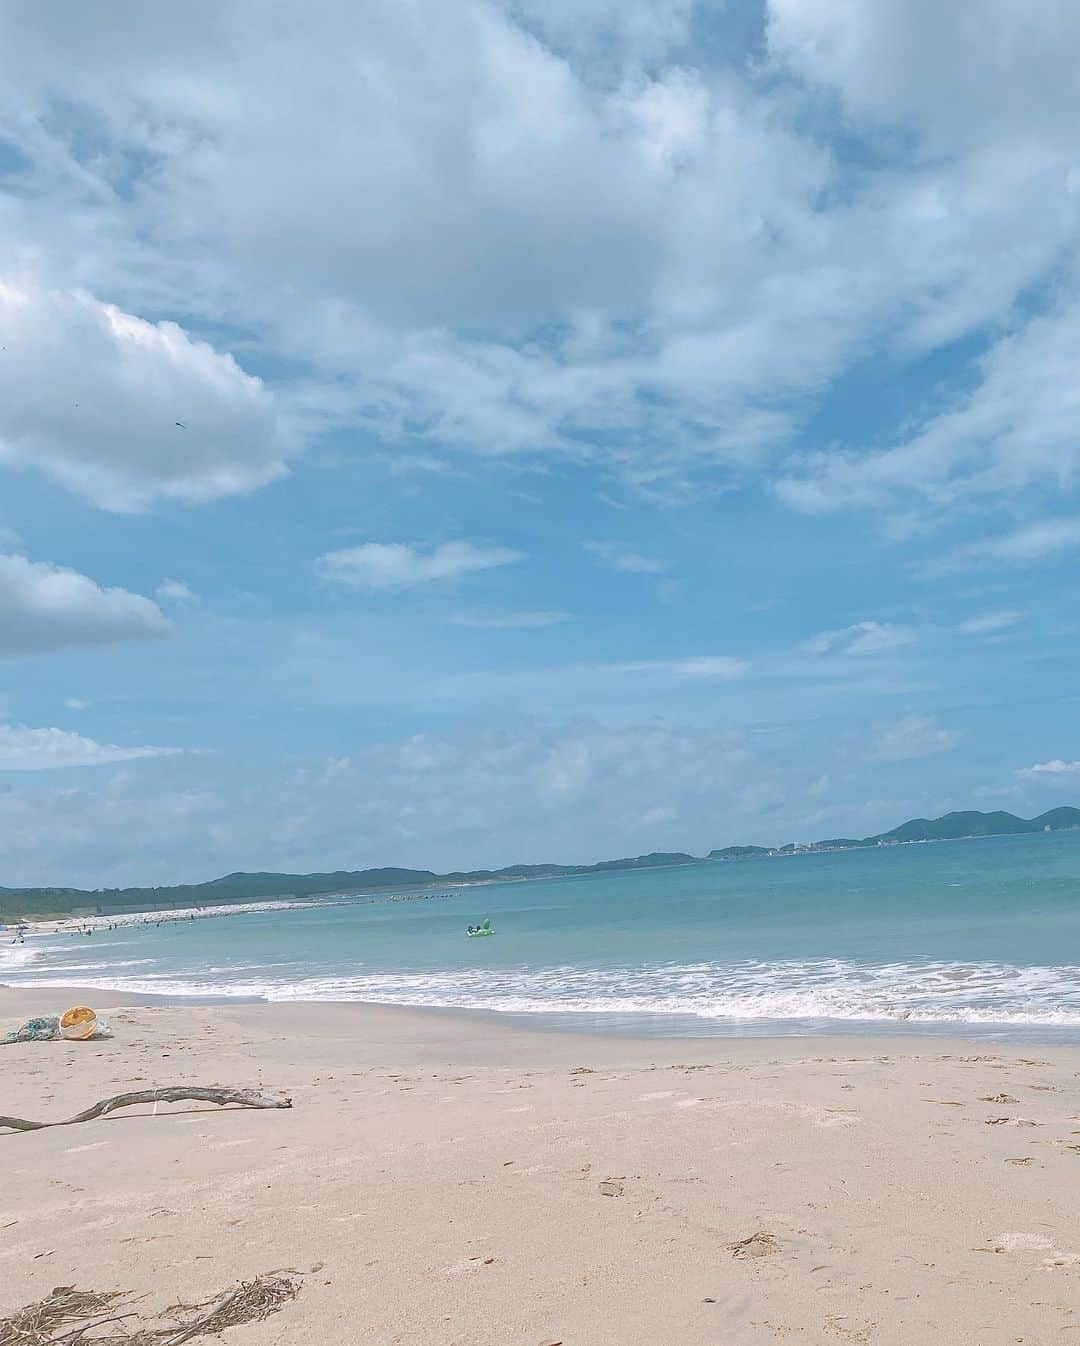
8 955 1080 1030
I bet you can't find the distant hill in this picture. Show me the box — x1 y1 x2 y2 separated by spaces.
863 808 1080 845
2 809 1079 922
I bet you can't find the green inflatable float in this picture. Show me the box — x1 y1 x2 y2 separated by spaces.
467 918 494 938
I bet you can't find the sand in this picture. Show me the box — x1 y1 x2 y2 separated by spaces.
3 987 1080 1344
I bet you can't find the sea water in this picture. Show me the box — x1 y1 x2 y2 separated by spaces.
5 830 1080 1041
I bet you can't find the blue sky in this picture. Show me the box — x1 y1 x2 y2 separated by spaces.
1 0 1080 886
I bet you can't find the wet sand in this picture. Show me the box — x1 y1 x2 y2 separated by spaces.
4 986 1080 1343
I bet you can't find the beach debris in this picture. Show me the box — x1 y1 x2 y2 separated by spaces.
981 1093 1019 1104
729 1231 781 1259
2 1007 111 1045
985 1116 1039 1127
1005 1157 1034 1166
1 1016 62 1045
0 1087 292 1133
598 1179 624 1197
0 1273 301 1345
0 1286 125 1345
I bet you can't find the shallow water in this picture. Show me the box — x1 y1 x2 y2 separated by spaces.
5 831 1080 1040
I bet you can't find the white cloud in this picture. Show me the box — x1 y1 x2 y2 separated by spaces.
871 715 960 762
0 282 294 512
607 655 748 678
0 553 169 656
156 579 197 602
928 517 1080 574
776 300 1080 520
316 541 524 591
0 724 179 771
584 541 669 573
512 0 695 69
767 0 1080 153
448 610 570 629
956 610 1024 636
0 719 790 885
1018 759 1080 778
64 698 91 711
0 0 1029 501
803 621 916 656
762 4 1080 524
0 1 1077 513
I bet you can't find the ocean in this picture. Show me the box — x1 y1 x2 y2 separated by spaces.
5 830 1080 1041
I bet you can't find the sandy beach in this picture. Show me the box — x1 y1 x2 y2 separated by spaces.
4 987 1080 1343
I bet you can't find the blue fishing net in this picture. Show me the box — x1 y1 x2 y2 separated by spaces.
1 1015 60 1044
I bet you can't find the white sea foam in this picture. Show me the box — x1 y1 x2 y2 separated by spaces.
9 956 1080 1029
0 940 41 971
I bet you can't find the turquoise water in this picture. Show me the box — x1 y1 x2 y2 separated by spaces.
5 831 1080 1040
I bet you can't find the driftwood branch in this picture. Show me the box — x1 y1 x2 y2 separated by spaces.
0 1086 292 1133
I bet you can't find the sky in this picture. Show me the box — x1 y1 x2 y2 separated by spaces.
2 0 1080 887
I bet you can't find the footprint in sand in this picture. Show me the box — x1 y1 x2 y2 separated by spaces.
990 1232 1054 1252
443 1256 496 1276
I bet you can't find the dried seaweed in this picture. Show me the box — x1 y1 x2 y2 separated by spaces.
0 1287 125 1346
0 1274 301 1345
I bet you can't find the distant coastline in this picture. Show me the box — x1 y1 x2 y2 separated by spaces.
3 805 1078 924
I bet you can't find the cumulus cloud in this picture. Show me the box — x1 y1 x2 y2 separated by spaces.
4 0 1069 503
0 282 294 511
1018 759 1080 777
0 553 169 656
584 541 669 573
316 541 524 590
871 715 960 762
767 0 1080 153
0 724 179 771
803 622 916 656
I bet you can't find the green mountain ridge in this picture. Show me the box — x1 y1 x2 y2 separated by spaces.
3 809 1079 922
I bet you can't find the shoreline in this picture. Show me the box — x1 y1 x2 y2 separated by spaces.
7 982 1080 1051
6 990 1080 1342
